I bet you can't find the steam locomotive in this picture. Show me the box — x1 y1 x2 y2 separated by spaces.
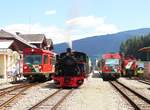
53 48 90 88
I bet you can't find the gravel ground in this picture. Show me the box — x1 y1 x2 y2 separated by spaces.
0 78 15 89
118 78 150 100
2 75 135 110
7 81 57 110
0 77 26 89
58 74 133 110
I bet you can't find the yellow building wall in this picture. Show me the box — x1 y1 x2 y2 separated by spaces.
0 55 5 78
0 49 20 79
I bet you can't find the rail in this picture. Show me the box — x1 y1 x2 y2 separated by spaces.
0 83 30 97
28 89 74 110
138 79 150 85
109 81 150 110
0 83 38 109
51 89 73 110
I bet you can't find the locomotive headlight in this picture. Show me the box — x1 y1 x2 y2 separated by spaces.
31 49 34 52
105 66 109 70
77 80 83 85
39 65 42 71
39 65 42 69
24 66 27 69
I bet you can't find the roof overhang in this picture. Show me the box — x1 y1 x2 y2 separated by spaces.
138 47 150 52
29 41 43 44
0 40 14 48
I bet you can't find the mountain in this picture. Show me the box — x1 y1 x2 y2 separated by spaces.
54 28 150 61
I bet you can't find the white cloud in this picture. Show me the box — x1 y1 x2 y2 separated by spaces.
66 16 104 28
66 16 119 38
2 16 119 44
45 10 56 15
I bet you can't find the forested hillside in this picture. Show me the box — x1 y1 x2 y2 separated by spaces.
120 34 150 60
54 28 150 61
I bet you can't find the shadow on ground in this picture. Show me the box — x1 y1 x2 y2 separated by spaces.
92 72 101 78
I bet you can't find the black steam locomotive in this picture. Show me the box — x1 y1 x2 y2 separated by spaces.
53 48 90 88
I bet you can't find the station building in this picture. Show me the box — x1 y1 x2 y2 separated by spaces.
17 33 53 50
0 30 34 79
138 47 150 79
0 30 53 80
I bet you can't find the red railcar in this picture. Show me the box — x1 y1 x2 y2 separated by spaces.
122 56 137 78
99 53 122 80
53 48 90 88
23 48 56 82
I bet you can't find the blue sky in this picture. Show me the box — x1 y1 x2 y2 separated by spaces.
0 0 150 44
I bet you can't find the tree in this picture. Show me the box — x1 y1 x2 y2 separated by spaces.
119 34 150 61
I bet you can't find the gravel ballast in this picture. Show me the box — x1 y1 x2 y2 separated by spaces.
1 75 135 110
118 78 150 100
58 75 132 110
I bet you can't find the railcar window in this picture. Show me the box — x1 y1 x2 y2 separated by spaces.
24 55 42 64
51 56 56 65
44 55 48 64
50 58 52 64
105 59 120 65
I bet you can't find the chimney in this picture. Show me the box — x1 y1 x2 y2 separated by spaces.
16 32 21 35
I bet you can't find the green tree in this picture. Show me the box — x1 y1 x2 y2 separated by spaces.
119 34 150 61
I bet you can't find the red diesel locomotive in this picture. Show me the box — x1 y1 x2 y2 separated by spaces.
98 53 122 80
122 56 137 78
53 48 90 88
23 48 56 82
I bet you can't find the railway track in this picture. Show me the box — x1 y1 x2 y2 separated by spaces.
0 83 38 110
110 81 150 110
28 89 74 110
0 84 23 91
138 80 150 85
0 83 31 96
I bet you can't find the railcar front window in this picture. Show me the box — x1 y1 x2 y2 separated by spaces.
24 55 42 64
105 59 120 65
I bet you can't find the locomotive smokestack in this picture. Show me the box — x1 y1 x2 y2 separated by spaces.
66 34 72 49
68 40 72 49
66 48 73 56
66 48 71 53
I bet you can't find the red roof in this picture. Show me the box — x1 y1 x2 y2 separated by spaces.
23 48 54 55
102 53 121 59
